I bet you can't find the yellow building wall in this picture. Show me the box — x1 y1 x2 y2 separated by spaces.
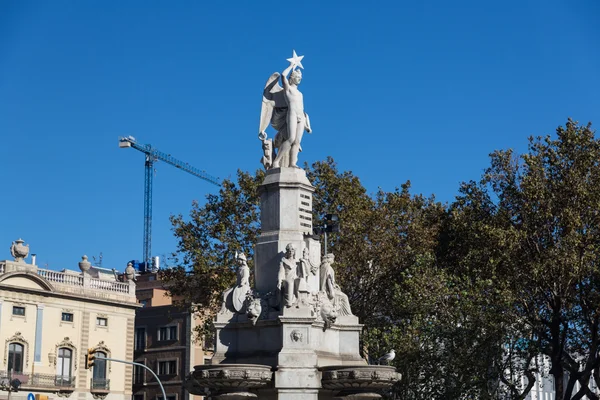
0 272 137 400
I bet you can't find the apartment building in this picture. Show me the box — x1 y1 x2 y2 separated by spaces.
132 271 208 400
0 239 139 400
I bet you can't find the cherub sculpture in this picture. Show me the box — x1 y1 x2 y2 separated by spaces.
259 51 312 169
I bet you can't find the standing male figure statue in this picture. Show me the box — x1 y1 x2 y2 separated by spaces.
259 50 312 169
277 243 299 308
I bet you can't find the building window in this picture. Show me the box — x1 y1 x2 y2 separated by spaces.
158 326 177 341
61 312 74 322
8 343 24 373
57 348 73 384
12 306 25 316
133 395 145 400
157 360 177 375
133 364 145 384
96 317 108 327
135 328 146 351
92 351 108 387
156 395 176 400
203 333 215 351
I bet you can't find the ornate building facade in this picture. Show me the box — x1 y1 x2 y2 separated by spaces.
0 239 138 400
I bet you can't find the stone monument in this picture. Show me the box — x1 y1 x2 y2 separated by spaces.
185 51 399 400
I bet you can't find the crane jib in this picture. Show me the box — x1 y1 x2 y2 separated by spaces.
119 136 221 268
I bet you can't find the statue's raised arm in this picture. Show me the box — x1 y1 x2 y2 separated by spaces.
258 50 312 169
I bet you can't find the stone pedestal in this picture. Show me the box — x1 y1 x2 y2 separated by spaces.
255 167 317 294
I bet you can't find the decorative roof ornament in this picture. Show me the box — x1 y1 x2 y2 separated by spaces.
10 239 29 263
125 262 135 281
78 255 91 272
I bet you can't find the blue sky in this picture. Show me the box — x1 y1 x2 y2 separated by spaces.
1 0 599 272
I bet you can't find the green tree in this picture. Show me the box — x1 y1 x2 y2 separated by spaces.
161 169 264 334
442 120 600 399
162 157 511 399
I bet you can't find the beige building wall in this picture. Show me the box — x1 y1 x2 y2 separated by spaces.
0 258 139 400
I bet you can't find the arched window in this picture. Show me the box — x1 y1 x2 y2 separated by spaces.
56 348 73 383
8 343 24 373
92 351 108 389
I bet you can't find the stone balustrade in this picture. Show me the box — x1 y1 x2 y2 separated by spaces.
37 268 84 286
0 260 137 303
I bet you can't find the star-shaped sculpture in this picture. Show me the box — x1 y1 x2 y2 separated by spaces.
286 50 305 69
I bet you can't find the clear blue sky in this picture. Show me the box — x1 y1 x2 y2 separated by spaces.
1 0 598 272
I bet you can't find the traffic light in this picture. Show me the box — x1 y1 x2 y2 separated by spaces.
324 214 340 233
85 348 96 369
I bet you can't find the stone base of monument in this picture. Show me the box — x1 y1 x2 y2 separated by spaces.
321 365 400 399
185 166 400 399
184 364 273 399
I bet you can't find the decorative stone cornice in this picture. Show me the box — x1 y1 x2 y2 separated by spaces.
278 316 316 324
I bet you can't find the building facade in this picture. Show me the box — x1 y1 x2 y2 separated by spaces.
0 240 138 400
132 272 208 400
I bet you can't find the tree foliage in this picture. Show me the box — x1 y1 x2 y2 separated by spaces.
442 119 600 400
161 169 264 331
162 119 600 400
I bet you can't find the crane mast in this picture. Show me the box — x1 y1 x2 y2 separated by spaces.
119 136 220 269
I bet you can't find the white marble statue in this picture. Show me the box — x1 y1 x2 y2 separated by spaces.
232 252 251 312
300 247 318 276
277 243 299 308
260 138 273 169
259 50 312 169
246 295 263 326
319 253 352 316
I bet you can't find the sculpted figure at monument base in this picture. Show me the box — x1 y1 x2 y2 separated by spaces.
277 243 299 308
320 253 353 317
219 251 251 314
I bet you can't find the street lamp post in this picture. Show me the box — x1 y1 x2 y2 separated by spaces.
85 352 166 400
314 214 340 256
102 358 166 400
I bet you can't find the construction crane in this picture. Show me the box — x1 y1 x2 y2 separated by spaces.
119 136 220 269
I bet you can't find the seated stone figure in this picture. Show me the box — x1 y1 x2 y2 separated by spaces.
319 253 352 316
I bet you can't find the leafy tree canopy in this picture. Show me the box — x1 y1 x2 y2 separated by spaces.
162 120 600 400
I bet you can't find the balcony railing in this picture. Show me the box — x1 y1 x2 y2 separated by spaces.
0 371 75 390
90 378 110 392
37 268 131 294
0 261 134 297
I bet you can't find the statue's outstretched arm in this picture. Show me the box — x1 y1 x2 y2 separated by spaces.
281 63 294 89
